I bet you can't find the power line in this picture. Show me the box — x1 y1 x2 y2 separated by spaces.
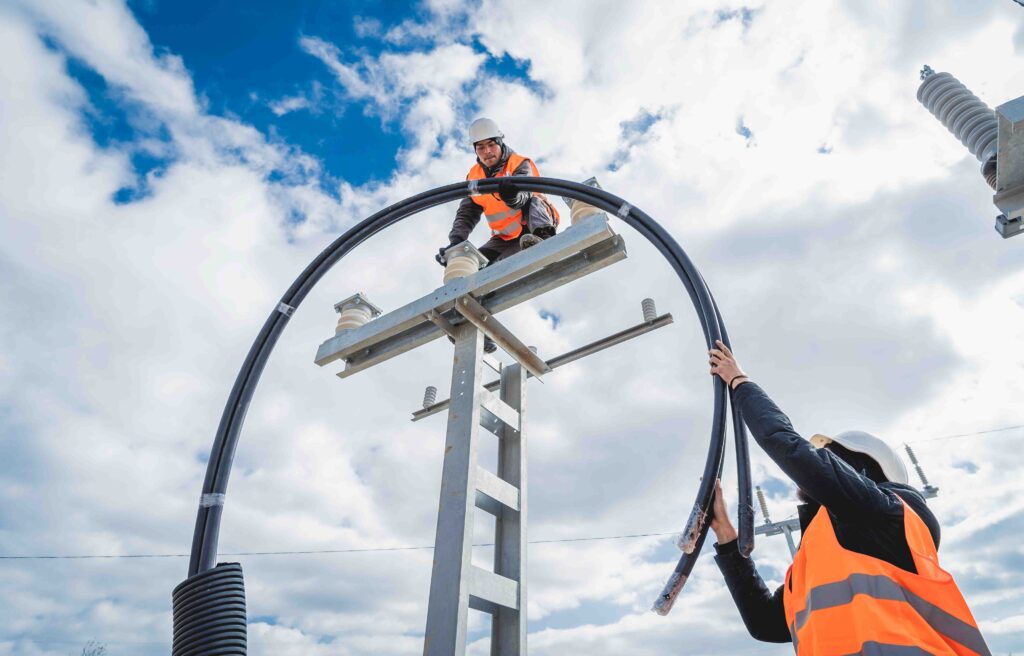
3 424 1020 562
0 531 678 561
905 423 1024 443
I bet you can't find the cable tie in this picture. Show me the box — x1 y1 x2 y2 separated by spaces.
200 493 226 508
467 179 480 195
617 202 632 218
276 302 295 317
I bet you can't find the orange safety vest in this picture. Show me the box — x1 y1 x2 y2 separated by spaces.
783 500 990 655
466 153 559 241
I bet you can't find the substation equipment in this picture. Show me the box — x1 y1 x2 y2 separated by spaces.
918 65 1024 238
316 212 677 654
170 176 754 656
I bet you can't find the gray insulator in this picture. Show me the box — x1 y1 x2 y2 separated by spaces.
755 486 771 521
983 158 998 190
904 444 931 486
917 68 998 166
641 298 657 323
422 386 437 408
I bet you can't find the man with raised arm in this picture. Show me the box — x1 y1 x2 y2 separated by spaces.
706 340 989 655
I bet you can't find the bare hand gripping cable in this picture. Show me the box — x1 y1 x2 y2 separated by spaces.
173 177 751 654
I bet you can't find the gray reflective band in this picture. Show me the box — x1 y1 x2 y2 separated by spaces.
486 210 522 235
486 209 517 223
793 573 991 656
843 643 933 656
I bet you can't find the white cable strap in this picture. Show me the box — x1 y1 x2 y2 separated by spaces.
200 493 226 508
617 202 633 218
276 302 295 317
467 179 480 195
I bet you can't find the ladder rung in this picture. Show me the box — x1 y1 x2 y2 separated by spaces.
469 566 518 611
479 407 503 437
475 466 520 513
479 389 519 430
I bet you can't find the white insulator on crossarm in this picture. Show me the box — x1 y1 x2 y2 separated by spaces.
642 298 657 322
334 293 383 334
917 66 998 166
423 386 437 408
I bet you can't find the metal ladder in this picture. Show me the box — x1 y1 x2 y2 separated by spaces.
424 322 528 656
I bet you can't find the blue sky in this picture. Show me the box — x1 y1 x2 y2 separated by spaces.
2 1 1024 655
117 0 535 192
67 1 414 196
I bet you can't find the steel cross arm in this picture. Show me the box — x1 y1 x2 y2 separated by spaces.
455 296 550 378
411 312 674 421
753 518 801 537
314 216 625 379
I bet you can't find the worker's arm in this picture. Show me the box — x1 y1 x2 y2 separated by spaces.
710 479 790 643
449 198 483 245
731 383 902 519
708 341 901 519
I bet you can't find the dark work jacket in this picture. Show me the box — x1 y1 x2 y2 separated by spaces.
713 382 940 643
448 147 534 244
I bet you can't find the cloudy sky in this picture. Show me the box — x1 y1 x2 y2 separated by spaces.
1 0 1023 654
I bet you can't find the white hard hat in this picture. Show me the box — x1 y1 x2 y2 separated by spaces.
469 118 503 146
810 430 910 485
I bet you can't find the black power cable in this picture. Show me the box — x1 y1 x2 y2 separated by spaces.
175 177 749 652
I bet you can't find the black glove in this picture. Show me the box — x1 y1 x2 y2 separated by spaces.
498 178 520 206
435 245 449 267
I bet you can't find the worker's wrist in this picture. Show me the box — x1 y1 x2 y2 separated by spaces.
727 374 749 391
712 526 738 545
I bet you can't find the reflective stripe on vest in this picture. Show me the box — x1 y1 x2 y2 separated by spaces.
843 642 936 656
783 500 989 656
790 573 990 656
466 152 555 241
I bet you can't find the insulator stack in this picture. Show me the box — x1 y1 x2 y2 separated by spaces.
443 253 480 283
422 386 437 408
904 444 931 486
641 298 657 322
561 177 606 225
442 242 488 284
755 486 771 521
334 294 382 334
336 306 372 333
917 66 998 188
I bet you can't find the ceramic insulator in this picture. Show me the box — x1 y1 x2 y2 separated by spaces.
569 200 603 225
917 68 998 166
422 386 437 408
642 298 657 322
904 444 931 486
443 253 481 283
336 306 373 333
755 486 771 521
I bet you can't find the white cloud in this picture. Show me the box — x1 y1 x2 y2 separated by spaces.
2 0 1023 654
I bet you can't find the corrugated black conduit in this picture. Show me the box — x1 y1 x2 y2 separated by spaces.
172 562 246 655
173 178 752 651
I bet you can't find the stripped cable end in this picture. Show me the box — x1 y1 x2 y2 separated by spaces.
652 571 686 616
676 504 707 553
